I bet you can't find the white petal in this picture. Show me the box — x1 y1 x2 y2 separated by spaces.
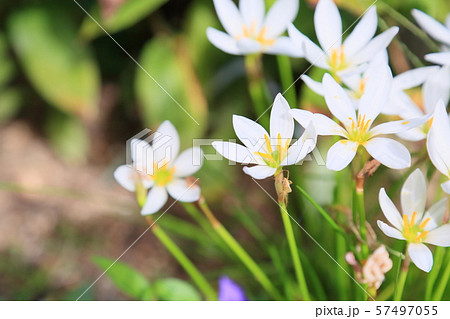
358 62 393 123
301 75 324 96
281 123 317 165
207 28 241 55
343 6 377 58
173 147 204 177
393 66 440 90
427 101 450 177
396 127 426 142
152 121 180 166
400 169 427 218
425 224 450 247
236 38 263 54
270 93 294 141
322 73 356 128
239 0 265 32
233 115 269 152
130 139 152 172
351 27 399 65
370 116 429 136
264 36 303 57
167 179 201 203
326 140 358 171
114 165 137 192
441 180 450 195
379 188 404 230
263 0 299 38
425 52 450 66
290 108 315 129
314 0 342 51
412 9 450 46
364 137 411 169
423 66 450 113
288 24 327 68
213 0 243 37
313 113 347 137
141 187 168 215
211 141 258 164
243 165 277 179
377 220 404 240
422 198 448 231
408 243 433 273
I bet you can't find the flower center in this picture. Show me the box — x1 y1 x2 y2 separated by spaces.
254 133 290 168
402 211 431 243
351 78 366 99
345 114 373 144
328 45 348 72
150 162 175 187
236 22 275 46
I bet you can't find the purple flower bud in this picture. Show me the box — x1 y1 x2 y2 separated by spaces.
218 276 246 301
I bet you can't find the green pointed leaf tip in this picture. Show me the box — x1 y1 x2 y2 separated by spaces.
92 256 151 300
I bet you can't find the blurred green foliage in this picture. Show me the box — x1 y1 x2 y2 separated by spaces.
0 0 449 301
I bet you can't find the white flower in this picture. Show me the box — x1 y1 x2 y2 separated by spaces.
114 121 203 215
377 169 450 272
427 100 450 194
301 54 439 119
212 93 316 179
412 9 450 66
289 0 398 79
292 65 427 171
207 0 300 56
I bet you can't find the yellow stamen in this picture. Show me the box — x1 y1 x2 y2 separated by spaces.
277 133 282 152
403 214 409 237
419 217 431 229
264 134 273 153
416 231 429 241
410 211 417 228
236 24 275 46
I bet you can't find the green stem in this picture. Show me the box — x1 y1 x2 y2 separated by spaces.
276 55 296 107
296 185 346 236
425 246 445 300
245 54 270 127
279 202 311 300
148 218 217 301
355 187 369 259
198 198 283 300
432 251 450 301
394 253 410 301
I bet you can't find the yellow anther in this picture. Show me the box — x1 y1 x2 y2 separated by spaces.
236 24 275 46
254 133 291 168
402 213 431 243
328 45 347 71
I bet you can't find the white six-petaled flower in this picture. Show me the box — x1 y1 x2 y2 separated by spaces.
291 64 427 171
207 0 300 56
427 100 450 195
212 93 316 179
114 121 203 215
377 169 450 272
289 0 398 80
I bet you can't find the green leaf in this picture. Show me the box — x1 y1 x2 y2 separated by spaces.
80 0 168 40
135 36 208 145
92 256 151 300
8 6 100 119
152 278 202 301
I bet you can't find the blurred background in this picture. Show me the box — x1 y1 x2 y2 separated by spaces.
0 0 449 300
